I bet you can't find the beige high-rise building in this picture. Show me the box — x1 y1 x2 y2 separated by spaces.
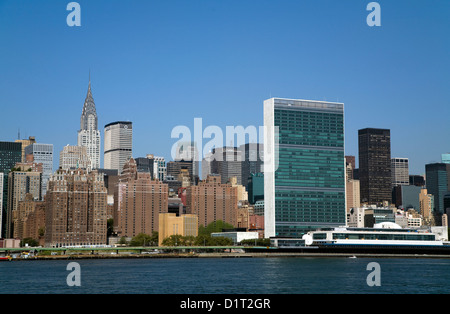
158 213 198 246
114 158 169 238
59 145 91 171
346 179 360 214
45 169 107 247
7 162 42 238
104 121 133 173
419 188 434 225
15 136 36 163
186 174 238 228
228 176 248 202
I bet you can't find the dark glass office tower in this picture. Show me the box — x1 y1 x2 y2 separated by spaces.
358 128 392 205
264 98 346 238
425 163 450 224
0 141 22 237
240 143 263 189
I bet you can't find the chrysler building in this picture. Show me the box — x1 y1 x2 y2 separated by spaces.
77 77 101 170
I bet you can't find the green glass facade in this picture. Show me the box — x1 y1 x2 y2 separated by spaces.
248 172 264 204
264 98 346 238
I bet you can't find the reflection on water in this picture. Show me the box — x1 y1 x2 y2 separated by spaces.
1 257 450 294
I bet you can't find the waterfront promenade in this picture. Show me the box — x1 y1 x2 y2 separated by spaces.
3 246 450 260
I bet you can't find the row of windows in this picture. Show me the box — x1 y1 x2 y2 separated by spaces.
330 233 435 241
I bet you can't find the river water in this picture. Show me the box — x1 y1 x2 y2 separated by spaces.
0 256 449 295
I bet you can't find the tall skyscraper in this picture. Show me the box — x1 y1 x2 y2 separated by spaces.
173 141 199 181
167 160 195 185
358 128 392 205
149 155 166 182
104 121 133 173
240 143 263 189
419 188 434 225
7 162 42 238
248 172 264 204
45 168 107 247
135 155 167 182
409 175 425 187
209 146 243 185
425 163 450 224
77 78 101 170
391 157 409 187
24 143 53 196
346 179 360 213
264 98 346 238
0 174 3 238
15 136 36 163
0 141 22 237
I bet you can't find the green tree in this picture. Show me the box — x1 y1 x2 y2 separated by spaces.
20 238 39 247
161 234 184 246
193 234 233 246
118 236 128 245
129 233 152 246
211 236 233 246
149 231 159 246
194 234 214 246
198 220 235 236
240 238 271 246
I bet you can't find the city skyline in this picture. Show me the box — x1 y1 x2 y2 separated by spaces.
1 1 450 175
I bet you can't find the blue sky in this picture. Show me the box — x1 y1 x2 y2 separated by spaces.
0 0 449 175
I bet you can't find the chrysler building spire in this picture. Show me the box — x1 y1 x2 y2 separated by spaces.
77 74 101 170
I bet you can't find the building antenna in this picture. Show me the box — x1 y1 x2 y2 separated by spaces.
18 128 20 140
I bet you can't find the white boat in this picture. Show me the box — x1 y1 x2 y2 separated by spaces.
307 227 444 247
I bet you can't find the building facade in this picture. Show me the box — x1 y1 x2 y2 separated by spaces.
114 158 169 237
77 79 101 170
167 160 194 185
186 175 238 228
173 141 199 181
425 163 450 224
24 143 53 196
346 179 361 214
0 141 22 237
240 143 263 189
248 172 264 204
104 121 133 173
15 136 36 163
59 145 91 171
419 188 434 225
15 193 45 241
6 162 42 238
158 213 198 246
45 169 108 247
391 157 409 187
22 199 45 245
209 146 243 185
399 185 422 210
264 98 346 238
358 128 392 205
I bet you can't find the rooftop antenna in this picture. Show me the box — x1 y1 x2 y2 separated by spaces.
18 128 20 140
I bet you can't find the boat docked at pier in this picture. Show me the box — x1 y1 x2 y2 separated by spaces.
258 224 450 256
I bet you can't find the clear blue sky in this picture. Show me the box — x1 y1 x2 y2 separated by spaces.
0 0 449 175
